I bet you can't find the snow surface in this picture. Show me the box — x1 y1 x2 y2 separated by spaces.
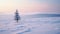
0 15 60 34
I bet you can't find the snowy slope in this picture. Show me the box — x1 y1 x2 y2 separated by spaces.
0 15 60 34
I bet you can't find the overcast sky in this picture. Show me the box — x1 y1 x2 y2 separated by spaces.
0 0 60 15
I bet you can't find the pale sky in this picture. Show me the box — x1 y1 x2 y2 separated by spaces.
0 0 60 15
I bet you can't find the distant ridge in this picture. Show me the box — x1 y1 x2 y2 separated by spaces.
26 14 60 18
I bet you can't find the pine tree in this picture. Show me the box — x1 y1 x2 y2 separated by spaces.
15 9 20 23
